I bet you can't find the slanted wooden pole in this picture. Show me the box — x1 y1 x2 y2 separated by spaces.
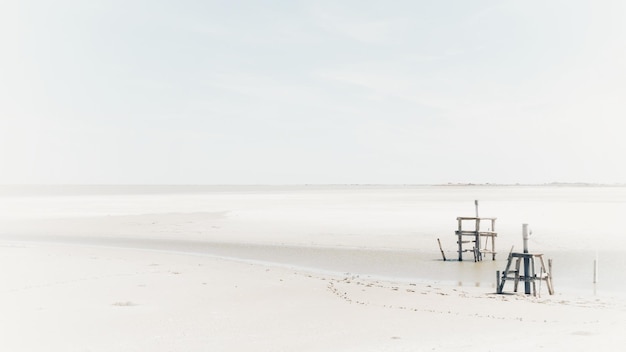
513 257 521 292
498 250 514 294
548 258 554 294
437 238 447 261
522 224 531 295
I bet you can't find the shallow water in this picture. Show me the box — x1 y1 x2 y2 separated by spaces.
1 185 625 297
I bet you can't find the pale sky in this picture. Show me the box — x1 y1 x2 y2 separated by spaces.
1 0 625 184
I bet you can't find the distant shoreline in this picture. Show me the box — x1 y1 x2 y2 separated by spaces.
1 182 624 187
0 182 624 197
433 182 625 187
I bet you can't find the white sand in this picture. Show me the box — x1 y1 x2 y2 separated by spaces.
1 185 626 351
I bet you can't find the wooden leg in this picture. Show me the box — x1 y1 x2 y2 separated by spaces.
541 256 554 295
458 233 463 261
531 257 537 296
498 254 514 294
475 232 481 261
513 258 521 292
497 271 501 293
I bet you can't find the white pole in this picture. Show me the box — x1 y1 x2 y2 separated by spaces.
474 200 479 218
522 224 529 253
593 251 598 284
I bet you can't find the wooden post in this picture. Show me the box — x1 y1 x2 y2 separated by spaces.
475 218 481 261
474 199 481 262
491 219 496 260
538 265 543 298
522 224 531 295
496 270 501 293
437 238 447 261
530 256 537 297
513 257 521 292
457 218 463 261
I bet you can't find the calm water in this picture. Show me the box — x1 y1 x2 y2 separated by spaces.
1 185 625 297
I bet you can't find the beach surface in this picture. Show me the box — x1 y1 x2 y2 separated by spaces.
1 185 625 351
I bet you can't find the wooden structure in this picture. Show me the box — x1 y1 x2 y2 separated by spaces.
497 252 554 296
497 224 554 296
456 215 497 262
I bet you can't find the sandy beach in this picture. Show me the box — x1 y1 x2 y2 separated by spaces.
6 1 626 350
1 185 626 351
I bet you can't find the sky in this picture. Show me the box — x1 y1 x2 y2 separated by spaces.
1 0 625 185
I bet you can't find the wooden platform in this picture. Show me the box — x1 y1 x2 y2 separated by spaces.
456 217 497 261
